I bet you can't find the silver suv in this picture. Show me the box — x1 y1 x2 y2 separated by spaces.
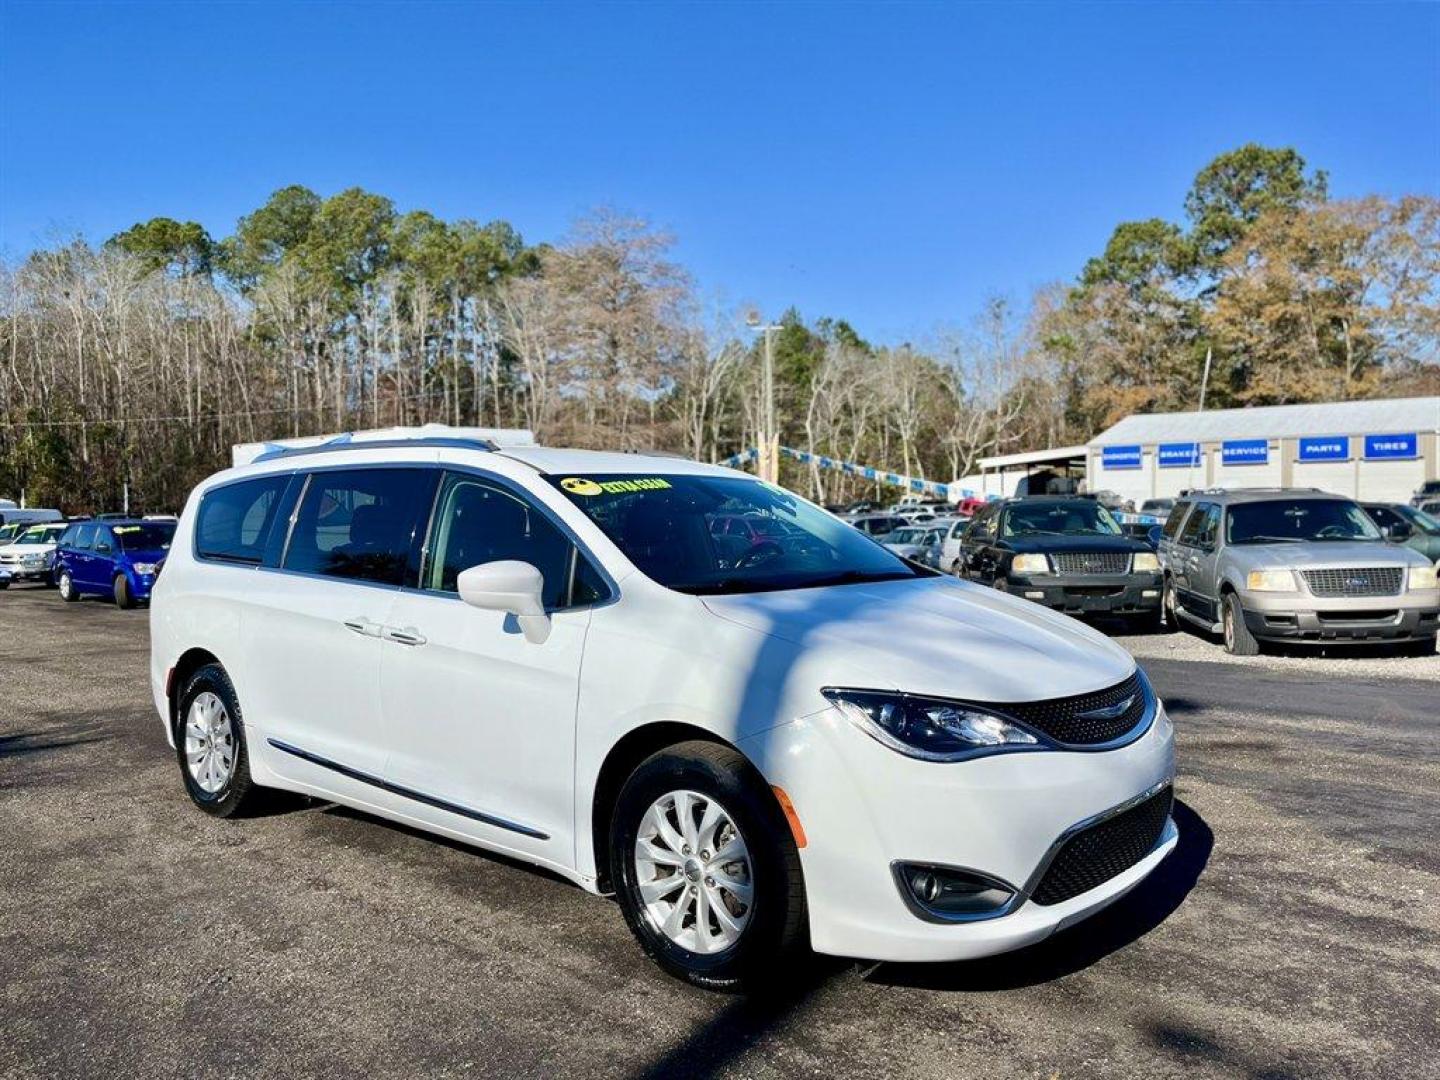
1157 489 1440 655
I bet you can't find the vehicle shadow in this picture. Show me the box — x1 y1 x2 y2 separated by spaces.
866 798 1212 992
0 730 111 759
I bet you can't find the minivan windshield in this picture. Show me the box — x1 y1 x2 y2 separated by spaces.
548 473 922 594
112 522 176 551
1227 499 1381 544
1001 501 1121 538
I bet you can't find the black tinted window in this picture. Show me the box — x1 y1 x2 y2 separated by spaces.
1162 501 1192 539
284 468 432 586
423 475 573 608
1180 503 1220 548
198 476 290 565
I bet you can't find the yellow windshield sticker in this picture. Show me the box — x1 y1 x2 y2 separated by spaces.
560 478 604 496
113 526 141 533
561 476 671 496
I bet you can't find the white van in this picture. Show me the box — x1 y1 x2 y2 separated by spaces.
150 433 1176 989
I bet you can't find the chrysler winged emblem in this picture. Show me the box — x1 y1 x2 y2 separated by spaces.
1076 694 1136 722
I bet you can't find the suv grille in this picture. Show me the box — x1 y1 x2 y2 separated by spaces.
1300 567 1403 598
1050 551 1131 575
1030 786 1173 906
1002 673 1148 746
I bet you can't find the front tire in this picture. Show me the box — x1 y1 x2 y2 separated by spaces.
610 741 807 992
176 664 261 817
114 574 136 609
57 570 78 602
1222 592 1260 656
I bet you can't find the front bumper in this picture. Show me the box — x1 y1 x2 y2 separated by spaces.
1002 572 1162 615
0 560 51 581
1241 587 1440 643
740 696 1177 963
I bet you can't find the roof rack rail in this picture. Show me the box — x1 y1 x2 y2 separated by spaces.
252 433 497 464
1186 486 1325 495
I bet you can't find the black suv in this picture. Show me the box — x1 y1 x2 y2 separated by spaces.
958 497 1163 628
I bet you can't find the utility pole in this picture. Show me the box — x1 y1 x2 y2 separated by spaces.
746 312 783 484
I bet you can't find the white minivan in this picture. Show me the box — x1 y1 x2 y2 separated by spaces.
151 432 1177 989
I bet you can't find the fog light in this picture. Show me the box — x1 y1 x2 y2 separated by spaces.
894 862 1017 922
1025 590 1045 599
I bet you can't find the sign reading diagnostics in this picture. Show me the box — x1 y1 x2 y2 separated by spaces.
1100 445 1142 470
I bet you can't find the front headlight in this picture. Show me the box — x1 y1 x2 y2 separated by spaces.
133 563 159 575
822 688 1045 762
1010 553 1050 575
1132 552 1160 573
1409 564 1439 591
1247 569 1297 592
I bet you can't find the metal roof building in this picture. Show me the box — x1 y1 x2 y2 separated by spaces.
1085 396 1440 506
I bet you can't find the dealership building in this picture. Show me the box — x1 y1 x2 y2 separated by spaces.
1085 395 1440 506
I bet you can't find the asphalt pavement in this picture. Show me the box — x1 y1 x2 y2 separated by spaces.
1 584 1437 1079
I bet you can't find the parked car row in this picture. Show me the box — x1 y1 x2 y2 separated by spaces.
832 488 1440 656
0 516 177 607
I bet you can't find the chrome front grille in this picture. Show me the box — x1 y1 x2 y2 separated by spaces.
1050 551 1131 575
1300 567 1403 598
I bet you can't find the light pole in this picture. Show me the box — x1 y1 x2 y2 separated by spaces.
746 312 782 483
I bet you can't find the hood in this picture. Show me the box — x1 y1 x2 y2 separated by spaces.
121 546 171 564
1234 540 1426 568
882 542 926 557
1000 534 1149 555
0 542 54 557
701 575 1135 706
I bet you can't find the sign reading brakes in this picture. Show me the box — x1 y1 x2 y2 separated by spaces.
560 476 672 496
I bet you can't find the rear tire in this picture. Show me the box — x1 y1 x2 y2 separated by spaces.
57 570 78 602
114 574 136 609
609 741 807 992
176 663 262 818
1222 592 1260 656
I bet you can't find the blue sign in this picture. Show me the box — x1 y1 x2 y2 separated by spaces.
1221 439 1269 466
1158 442 1202 468
1364 433 1418 460
1298 436 1350 462
1101 445 1142 470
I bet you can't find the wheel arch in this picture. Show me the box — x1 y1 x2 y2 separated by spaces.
168 647 222 735
589 721 750 893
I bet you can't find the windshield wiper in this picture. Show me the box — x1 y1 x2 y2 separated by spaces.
1236 535 1303 544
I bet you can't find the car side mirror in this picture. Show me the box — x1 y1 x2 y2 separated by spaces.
1383 522 1414 541
457 560 551 644
95 542 112 554
1147 525 1164 547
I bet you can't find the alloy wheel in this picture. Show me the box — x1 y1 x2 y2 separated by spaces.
184 691 236 794
633 789 753 955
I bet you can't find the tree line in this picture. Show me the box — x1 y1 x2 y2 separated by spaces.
1 144 1435 513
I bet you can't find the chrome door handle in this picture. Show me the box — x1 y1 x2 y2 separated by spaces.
383 626 427 647
343 617 382 637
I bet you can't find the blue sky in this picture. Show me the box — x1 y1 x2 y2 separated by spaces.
2 1 1436 342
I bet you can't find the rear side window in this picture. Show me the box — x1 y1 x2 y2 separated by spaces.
197 476 291 565
1179 503 1220 548
283 468 434 586
1161 501 1192 539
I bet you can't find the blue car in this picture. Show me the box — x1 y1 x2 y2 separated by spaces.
54 518 176 608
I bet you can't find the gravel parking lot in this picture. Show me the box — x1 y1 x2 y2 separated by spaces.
2 584 1437 1079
